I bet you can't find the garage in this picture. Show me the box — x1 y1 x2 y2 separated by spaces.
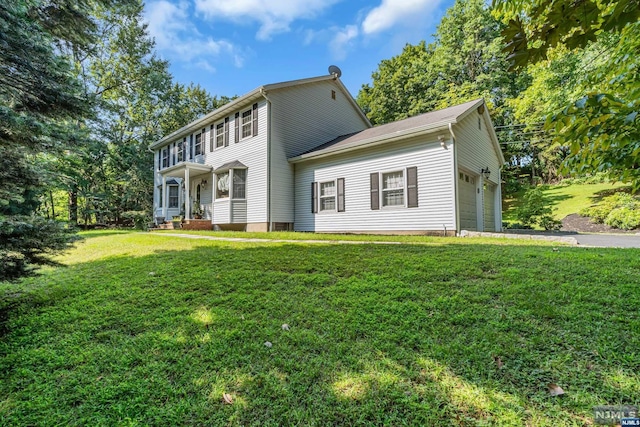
484 183 497 231
458 171 477 230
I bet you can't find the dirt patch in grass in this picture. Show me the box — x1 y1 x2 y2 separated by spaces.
561 213 638 234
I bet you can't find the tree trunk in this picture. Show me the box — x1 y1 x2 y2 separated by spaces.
68 186 78 224
50 190 55 220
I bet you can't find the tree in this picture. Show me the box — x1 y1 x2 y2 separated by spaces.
358 0 524 126
494 0 640 189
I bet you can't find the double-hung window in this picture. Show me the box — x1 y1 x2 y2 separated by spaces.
233 169 247 199
162 148 168 168
241 110 252 139
215 123 225 149
194 132 202 156
177 141 184 162
319 181 336 211
370 167 418 210
381 171 405 207
168 185 179 208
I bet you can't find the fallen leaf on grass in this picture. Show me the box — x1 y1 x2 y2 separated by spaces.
222 393 233 404
264 341 272 348
547 383 565 396
281 324 290 331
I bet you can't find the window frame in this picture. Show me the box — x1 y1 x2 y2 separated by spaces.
380 169 406 208
241 109 252 140
194 132 202 156
168 185 179 208
178 140 184 162
319 180 337 212
232 168 247 200
215 122 225 149
162 148 169 168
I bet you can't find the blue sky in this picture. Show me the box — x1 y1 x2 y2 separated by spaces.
143 0 456 99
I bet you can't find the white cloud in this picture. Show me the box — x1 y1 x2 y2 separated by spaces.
194 0 342 40
144 1 244 66
362 0 444 35
330 25 359 60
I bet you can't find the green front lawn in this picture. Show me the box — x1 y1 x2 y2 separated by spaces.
1 232 639 426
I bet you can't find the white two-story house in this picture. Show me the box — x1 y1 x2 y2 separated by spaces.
151 69 504 234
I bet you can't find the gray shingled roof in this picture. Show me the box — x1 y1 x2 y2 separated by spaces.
294 99 483 159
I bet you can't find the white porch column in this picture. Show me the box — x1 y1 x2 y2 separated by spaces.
162 175 167 220
185 167 191 219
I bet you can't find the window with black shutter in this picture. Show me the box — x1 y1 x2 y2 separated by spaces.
311 182 318 213
337 178 345 212
407 166 418 208
370 172 379 210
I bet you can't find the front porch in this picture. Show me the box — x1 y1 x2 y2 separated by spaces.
157 161 213 222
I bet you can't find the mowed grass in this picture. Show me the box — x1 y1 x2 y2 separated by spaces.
1 231 639 426
503 182 630 224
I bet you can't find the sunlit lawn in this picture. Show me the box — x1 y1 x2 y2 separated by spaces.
503 182 630 225
1 231 639 426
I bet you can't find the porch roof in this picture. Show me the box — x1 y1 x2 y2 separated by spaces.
159 162 212 180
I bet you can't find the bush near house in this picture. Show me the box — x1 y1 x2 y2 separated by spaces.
580 192 640 230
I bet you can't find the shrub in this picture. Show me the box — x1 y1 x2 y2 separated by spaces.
0 216 79 281
580 193 639 224
515 187 560 229
122 210 149 230
604 207 640 230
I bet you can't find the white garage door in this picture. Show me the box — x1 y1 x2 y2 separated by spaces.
484 183 496 231
458 171 477 231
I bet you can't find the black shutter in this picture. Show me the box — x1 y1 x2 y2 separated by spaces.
252 103 258 136
234 112 239 143
224 117 229 147
337 178 345 212
210 125 214 151
370 173 379 210
172 143 176 165
157 150 161 170
189 134 193 160
311 182 318 213
407 166 418 208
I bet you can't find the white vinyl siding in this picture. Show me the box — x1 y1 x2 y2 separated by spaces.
455 111 503 231
210 101 268 224
269 80 370 224
295 135 455 232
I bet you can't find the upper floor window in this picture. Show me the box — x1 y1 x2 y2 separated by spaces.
195 133 202 156
178 140 184 162
215 122 225 149
241 109 252 139
162 148 168 168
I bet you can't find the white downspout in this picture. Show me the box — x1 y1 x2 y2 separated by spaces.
448 123 460 235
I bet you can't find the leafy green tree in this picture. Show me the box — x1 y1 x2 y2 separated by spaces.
358 0 524 126
494 0 640 189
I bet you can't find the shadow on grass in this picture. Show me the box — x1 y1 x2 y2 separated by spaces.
1 240 639 425
589 185 635 204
